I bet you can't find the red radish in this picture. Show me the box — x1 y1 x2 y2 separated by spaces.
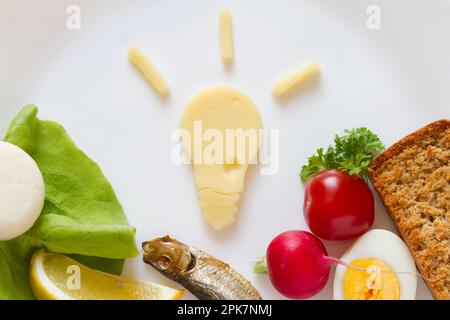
265 230 333 299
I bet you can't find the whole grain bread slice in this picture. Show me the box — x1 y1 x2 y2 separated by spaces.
369 119 450 300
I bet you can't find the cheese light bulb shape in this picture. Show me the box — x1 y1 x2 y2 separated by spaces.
180 87 263 229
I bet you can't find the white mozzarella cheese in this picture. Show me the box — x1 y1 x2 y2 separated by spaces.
0 141 45 240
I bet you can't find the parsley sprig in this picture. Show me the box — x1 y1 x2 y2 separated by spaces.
300 128 384 183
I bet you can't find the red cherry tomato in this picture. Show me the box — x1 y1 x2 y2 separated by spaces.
303 169 374 240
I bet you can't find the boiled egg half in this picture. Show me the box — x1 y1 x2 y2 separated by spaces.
333 229 417 300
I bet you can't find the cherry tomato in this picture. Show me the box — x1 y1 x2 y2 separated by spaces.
303 169 374 240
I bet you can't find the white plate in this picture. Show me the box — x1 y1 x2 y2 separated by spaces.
1 0 448 300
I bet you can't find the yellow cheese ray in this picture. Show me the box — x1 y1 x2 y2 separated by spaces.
219 10 233 62
128 45 169 95
273 61 320 97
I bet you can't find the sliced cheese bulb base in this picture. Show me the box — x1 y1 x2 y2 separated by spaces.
0 141 45 240
180 87 263 230
199 189 239 230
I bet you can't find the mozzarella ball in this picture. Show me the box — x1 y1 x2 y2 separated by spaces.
0 141 45 240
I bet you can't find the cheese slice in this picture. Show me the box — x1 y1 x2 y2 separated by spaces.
128 45 169 95
219 10 233 62
273 61 320 97
202 206 238 230
180 87 263 229
0 141 45 240
199 189 240 208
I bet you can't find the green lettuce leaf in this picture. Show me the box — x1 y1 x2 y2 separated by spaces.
0 105 139 299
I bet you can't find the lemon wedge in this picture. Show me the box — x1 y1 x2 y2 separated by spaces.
29 249 184 300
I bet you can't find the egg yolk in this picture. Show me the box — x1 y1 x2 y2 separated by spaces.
343 258 400 300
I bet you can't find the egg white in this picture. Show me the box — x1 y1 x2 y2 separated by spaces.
333 229 417 300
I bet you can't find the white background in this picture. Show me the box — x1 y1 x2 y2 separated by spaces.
1 0 449 299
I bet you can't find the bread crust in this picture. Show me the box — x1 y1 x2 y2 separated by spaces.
369 119 450 300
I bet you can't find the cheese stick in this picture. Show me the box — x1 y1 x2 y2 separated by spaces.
128 45 169 95
273 61 320 97
219 10 233 62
